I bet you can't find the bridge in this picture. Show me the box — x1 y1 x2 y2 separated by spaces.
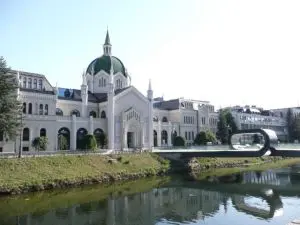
153 129 300 160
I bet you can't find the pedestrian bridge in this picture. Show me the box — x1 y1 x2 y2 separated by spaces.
153 129 300 159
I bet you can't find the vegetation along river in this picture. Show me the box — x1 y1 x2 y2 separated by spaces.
1 163 300 225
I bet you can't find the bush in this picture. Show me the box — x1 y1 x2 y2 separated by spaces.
83 134 97 151
173 136 186 146
194 131 217 145
32 136 48 151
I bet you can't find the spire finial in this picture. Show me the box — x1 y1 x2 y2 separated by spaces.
148 79 152 91
104 28 111 45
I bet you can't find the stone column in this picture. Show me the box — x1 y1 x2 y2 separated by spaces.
71 114 77 150
140 122 144 148
168 122 172 147
89 115 94 134
123 125 127 150
157 121 161 147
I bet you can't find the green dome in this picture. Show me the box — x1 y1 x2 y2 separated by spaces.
86 55 127 77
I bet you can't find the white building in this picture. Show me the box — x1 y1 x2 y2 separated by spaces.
0 30 217 152
226 105 287 141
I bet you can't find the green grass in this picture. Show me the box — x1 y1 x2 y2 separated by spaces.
194 156 288 168
0 153 170 194
194 157 300 180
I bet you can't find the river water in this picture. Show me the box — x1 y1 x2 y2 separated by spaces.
1 165 300 225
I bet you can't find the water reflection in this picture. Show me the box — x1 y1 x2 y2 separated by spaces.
1 167 300 225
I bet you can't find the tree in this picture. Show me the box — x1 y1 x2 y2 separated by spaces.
32 136 48 151
84 134 97 151
206 130 217 143
194 131 217 145
98 132 108 149
217 110 229 144
194 132 207 145
173 136 186 146
225 111 238 136
294 115 300 142
287 108 295 142
58 134 68 150
0 56 22 139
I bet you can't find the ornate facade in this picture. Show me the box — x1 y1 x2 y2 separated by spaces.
0 30 218 152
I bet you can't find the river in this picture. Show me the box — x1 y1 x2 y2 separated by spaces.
1 164 300 225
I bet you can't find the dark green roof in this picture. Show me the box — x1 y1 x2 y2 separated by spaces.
86 55 127 77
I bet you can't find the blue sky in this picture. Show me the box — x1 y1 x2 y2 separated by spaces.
2 0 300 109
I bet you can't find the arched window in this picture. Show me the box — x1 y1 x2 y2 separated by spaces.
23 103 26 114
40 128 46 137
58 127 70 150
77 128 88 149
89 111 97 118
153 116 158 122
45 104 48 115
162 117 168 122
161 130 168 145
38 79 42 90
34 79 37 89
100 111 106 118
28 103 32 114
23 77 27 88
56 108 63 116
70 109 80 117
39 104 43 115
23 128 29 141
28 78 32 88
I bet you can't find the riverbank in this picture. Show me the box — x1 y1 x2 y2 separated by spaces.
0 153 169 195
0 153 300 195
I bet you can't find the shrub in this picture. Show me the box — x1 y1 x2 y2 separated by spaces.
83 134 97 151
32 136 48 151
194 131 217 145
173 136 186 147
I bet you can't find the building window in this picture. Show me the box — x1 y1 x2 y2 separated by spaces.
39 104 43 115
56 108 63 116
0 131 3 142
45 104 48 115
192 131 194 140
34 79 37 89
23 103 26 114
70 110 80 117
40 128 46 137
162 117 168 123
99 78 107 87
101 111 106 119
188 132 191 140
28 78 32 88
23 77 27 88
22 147 29 152
38 79 42 90
23 128 30 141
89 111 97 118
28 103 32 114
0 147 2 152
161 130 168 145
185 131 188 140
153 116 158 122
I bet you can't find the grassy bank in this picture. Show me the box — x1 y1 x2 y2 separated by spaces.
192 157 300 180
0 153 300 195
0 153 169 194
189 156 289 171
